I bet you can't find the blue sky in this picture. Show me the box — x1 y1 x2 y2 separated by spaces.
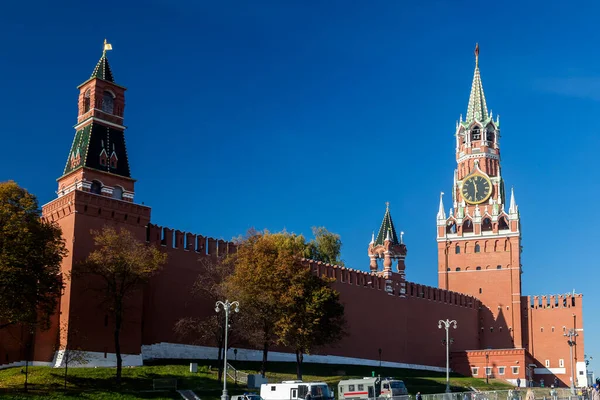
1 1 598 371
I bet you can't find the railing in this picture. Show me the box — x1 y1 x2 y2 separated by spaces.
421 389 587 400
227 362 248 384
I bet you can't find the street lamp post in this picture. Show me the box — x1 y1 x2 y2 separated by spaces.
564 328 579 394
485 352 489 385
438 319 457 393
216 300 240 400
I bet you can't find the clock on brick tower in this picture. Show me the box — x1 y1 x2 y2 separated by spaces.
436 45 522 350
57 39 135 201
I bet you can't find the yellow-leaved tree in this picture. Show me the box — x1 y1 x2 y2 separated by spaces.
225 229 346 378
76 227 167 384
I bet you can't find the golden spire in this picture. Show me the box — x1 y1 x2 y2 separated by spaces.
466 43 487 122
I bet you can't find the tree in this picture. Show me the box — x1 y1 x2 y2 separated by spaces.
0 181 66 331
76 227 167 384
224 230 306 376
58 320 89 389
276 271 346 380
304 226 344 266
174 315 225 377
226 229 346 378
174 255 240 383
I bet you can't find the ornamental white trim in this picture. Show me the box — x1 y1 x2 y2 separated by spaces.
437 231 520 242
74 116 126 131
534 367 566 375
140 342 448 373
457 152 500 164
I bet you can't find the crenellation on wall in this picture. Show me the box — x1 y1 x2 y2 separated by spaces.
527 293 582 310
196 235 206 254
163 228 173 247
217 240 227 256
145 224 237 257
301 259 477 309
207 237 217 255
185 232 194 250
173 230 183 249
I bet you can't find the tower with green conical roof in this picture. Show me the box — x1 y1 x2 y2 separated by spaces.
57 39 134 202
368 202 407 283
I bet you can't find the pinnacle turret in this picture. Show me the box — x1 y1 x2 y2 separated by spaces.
509 187 518 214
437 192 446 222
466 43 488 123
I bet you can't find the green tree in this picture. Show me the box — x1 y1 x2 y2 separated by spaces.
76 227 167 384
174 255 242 383
226 229 345 378
304 226 344 266
225 229 306 376
0 181 66 331
276 271 346 380
57 319 89 389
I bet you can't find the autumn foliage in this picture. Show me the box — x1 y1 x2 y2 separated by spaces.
0 181 66 331
224 229 346 379
76 227 167 384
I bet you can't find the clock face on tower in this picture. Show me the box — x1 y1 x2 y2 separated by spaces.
461 174 492 204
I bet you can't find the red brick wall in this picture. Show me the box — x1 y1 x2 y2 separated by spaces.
0 326 33 366
135 229 482 369
522 294 584 387
452 349 529 381
36 191 151 361
438 235 522 349
6 192 583 380
141 224 226 346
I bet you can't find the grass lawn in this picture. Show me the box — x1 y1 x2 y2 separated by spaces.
0 360 512 399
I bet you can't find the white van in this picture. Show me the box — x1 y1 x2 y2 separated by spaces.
338 377 408 400
260 380 334 400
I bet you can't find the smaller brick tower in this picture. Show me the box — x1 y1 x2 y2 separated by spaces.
368 202 407 295
40 40 151 366
57 39 134 200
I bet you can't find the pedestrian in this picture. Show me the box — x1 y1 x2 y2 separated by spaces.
416 392 422 400
512 387 521 400
526 388 535 400
550 385 557 400
517 378 521 388
591 384 600 400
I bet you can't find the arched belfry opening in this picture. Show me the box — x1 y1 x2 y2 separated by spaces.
482 217 492 232
463 218 474 233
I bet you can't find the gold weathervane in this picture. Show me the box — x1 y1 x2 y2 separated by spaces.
102 39 113 58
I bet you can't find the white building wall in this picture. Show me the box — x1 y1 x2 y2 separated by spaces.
576 361 587 387
140 342 447 373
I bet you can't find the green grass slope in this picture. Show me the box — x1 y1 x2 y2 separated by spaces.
0 361 512 399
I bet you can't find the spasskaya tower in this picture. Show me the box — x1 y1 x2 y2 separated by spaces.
436 45 522 350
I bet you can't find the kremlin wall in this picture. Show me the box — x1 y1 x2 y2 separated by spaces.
0 44 587 389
